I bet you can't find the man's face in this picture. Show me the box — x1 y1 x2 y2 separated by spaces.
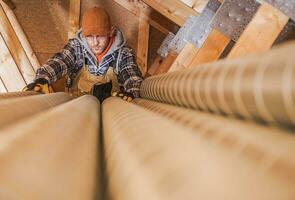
85 35 110 55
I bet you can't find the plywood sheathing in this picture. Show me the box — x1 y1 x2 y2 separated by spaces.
13 0 69 61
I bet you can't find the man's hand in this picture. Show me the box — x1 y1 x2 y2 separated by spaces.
23 78 50 94
112 91 134 102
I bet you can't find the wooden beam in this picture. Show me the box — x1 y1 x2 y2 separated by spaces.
68 0 81 39
0 33 26 91
0 4 35 84
188 29 230 67
0 76 7 92
0 1 40 71
112 0 172 35
113 0 141 16
227 3 289 59
179 0 209 13
168 43 199 72
137 13 150 76
2 0 15 9
147 55 164 76
154 50 177 75
141 0 199 26
148 18 169 35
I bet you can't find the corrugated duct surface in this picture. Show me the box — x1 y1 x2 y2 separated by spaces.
102 97 295 200
140 42 295 129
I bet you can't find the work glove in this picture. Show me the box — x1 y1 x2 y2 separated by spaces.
112 91 134 102
23 78 50 94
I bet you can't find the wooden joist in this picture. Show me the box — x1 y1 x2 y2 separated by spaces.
112 0 172 35
180 0 209 13
0 76 7 92
227 3 289 59
147 55 164 76
68 0 81 39
0 33 26 91
0 1 40 71
147 15 170 35
0 3 35 84
137 12 150 76
2 0 14 9
141 0 199 26
158 1 288 73
158 29 230 73
154 51 177 75
168 43 199 72
188 29 230 67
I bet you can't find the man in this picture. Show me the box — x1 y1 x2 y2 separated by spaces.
24 7 143 102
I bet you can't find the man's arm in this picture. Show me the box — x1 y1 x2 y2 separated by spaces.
35 39 79 84
117 47 144 98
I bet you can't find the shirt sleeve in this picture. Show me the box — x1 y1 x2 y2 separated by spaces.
117 47 144 98
35 39 79 84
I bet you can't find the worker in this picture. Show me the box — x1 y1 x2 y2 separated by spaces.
23 6 143 102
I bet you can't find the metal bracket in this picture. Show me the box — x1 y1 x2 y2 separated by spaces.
263 0 295 21
211 0 261 41
157 32 175 57
168 15 196 54
184 0 221 48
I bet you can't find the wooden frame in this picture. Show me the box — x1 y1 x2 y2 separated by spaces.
157 1 289 74
137 12 150 76
141 0 199 26
227 3 289 59
0 33 26 91
0 1 40 71
0 3 35 84
68 0 81 39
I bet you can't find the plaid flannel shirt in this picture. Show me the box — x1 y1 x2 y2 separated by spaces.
35 38 143 98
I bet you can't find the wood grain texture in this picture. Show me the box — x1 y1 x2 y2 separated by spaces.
142 0 199 26
0 1 40 71
0 4 35 84
0 33 26 91
68 0 81 39
154 51 177 75
137 13 150 76
168 43 199 72
228 3 289 59
189 29 230 67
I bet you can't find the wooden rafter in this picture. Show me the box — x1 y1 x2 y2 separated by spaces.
147 55 164 76
154 51 177 75
165 29 230 73
68 0 81 39
0 76 7 92
0 1 40 71
188 29 230 67
137 13 150 76
112 0 173 34
0 3 35 84
2 0 14 9
227 3 289 59
141 0 199 26
0 33 26 91
168 43 199 72
180 0 209 13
